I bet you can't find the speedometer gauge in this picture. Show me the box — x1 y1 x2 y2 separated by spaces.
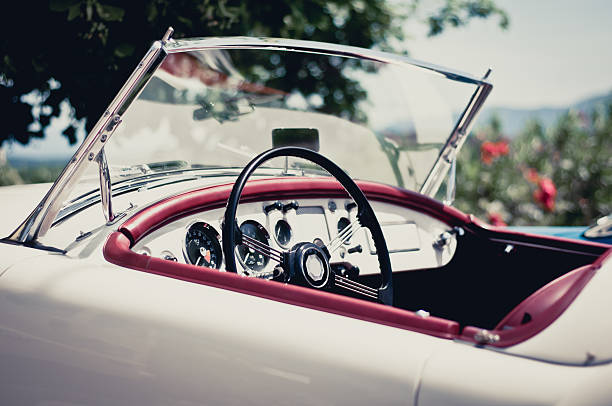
237 220 270 272
184 222 222 269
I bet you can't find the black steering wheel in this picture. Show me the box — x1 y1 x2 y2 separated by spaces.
222 147 393 306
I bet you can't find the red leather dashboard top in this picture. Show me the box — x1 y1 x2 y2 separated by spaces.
119 177 469 243
105 177 465 339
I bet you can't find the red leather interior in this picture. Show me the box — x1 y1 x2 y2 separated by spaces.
494 265 593 330
461 248 611 347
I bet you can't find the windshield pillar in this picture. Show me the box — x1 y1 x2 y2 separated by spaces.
443 150 457 206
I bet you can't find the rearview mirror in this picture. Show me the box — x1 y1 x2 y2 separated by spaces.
272 128 320 152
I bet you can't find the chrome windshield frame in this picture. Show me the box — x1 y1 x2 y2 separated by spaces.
7 32 169 243
163 36 489 86
7 30 492 245
421 71 493 197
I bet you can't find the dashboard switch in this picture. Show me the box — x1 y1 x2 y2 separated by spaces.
264 201 283 213
345 202 357 211
347 245 362 254
282 201 299 213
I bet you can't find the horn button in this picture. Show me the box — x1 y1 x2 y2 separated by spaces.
291 243 331 289
305 254 325 281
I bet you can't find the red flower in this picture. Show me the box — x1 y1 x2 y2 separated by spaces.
481 140 509 165
533 177 557 211
481 142 497 164
487 212 507 227
525 168 539 184
496 140 509 156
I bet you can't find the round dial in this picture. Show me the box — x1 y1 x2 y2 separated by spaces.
237 220 270 271
184 222 222 269
337 217 352 245
274 219 292 247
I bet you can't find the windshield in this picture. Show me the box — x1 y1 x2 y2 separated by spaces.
102 46 478 191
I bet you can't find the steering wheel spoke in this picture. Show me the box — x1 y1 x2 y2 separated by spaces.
333 274 379 300
327 217 362 254
240 232 284 264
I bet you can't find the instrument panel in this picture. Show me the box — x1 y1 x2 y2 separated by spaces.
132 197 457 276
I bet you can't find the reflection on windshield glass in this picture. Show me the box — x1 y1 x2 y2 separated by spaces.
104 48 476 191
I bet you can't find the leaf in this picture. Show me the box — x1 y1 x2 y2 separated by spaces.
95 3 125 22
114 43 135 58
49 0 80 12
146 2 158 22
39 114 51 128
64 125 77 145
67 4 81 21
177 15 193 30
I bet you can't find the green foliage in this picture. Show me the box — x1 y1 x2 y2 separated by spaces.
0 161 66 186
427 0 509 36
15 164 66 184
0 0 507 149
0 165 23 186
455 105 612 226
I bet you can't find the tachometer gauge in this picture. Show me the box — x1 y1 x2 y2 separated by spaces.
184 222 222 269
237 220 270 272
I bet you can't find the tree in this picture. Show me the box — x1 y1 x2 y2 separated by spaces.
455 105 612 226
0 0 507 149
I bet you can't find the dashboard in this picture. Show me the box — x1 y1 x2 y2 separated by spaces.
132 197 457 276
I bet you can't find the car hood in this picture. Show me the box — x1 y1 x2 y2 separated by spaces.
0 183 51 237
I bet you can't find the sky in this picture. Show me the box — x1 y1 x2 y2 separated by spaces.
5 0 612 160
406 0 612 109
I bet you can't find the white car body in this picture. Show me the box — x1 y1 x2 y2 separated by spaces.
1 31 611 405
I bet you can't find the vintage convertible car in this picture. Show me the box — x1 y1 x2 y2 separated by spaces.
1 29 611 405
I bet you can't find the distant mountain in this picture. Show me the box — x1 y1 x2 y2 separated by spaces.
573 91 612 112
477 91 612 137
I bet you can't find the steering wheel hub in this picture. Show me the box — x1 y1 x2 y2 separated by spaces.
290 242 331 289
305 254 325 281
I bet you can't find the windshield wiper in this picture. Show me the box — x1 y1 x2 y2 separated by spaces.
112 160 190 178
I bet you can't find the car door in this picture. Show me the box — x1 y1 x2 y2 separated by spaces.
0 251 449 405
